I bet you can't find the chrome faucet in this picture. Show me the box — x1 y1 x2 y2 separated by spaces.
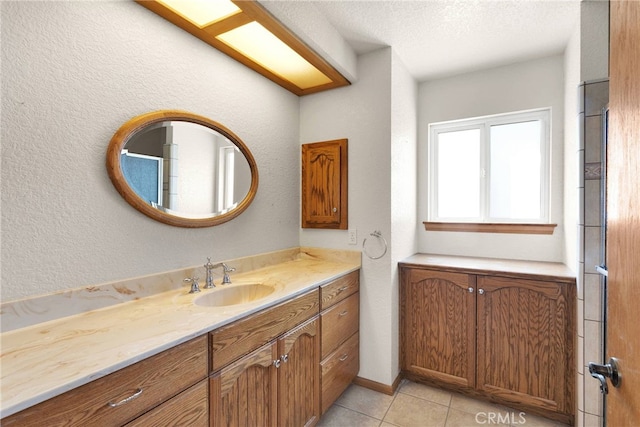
204 257 216 289
203 258 236 287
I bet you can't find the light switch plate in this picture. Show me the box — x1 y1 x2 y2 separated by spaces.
348 229 357 245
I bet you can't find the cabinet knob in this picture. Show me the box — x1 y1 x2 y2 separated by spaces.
468 287 474 293
273 359 281 368
333 207 337 213
478 288 485 295
280 354 289 363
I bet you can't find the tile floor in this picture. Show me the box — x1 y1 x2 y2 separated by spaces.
317 380 569 427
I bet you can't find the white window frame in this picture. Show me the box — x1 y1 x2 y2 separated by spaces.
427 108 551 224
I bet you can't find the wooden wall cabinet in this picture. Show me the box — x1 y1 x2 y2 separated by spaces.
301 139 348 229
400 264 575 425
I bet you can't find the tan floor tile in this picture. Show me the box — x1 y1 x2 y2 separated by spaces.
449 393 507 416
383 393 449 427
398 381 452 407
335 384 395 420
317 405 382 427
518 412 569 427
445 408 509 427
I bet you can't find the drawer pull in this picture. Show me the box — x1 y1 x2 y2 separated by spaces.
339 310 349 317
338 286 349 292
107 388 143 407
339 354 349 362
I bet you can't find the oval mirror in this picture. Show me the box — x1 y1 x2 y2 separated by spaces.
107 110 258 227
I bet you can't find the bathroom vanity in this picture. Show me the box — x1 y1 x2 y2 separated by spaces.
399 254 576 425
0 248 360 426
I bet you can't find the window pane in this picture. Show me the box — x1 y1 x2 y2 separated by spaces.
489 121 541 219
437 129 480 218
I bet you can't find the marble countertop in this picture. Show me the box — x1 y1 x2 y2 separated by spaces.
399 253 575 283
0 248 361 418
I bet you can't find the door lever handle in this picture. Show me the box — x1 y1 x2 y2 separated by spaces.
588 357 621 394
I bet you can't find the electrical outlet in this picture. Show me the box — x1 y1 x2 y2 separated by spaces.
348 229 357 245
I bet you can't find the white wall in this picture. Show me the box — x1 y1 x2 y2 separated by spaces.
390 50 418 381
580 1 610 82
1 1 300 301
417 55 566 262
564 17 582 274
300 47 417 386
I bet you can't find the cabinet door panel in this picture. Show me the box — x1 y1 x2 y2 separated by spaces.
210 342 278 427
476 276 574 417
301 139 348 229
400 268 476 388
277 317 320 427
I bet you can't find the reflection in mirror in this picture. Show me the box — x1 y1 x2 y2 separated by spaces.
107 111 258 228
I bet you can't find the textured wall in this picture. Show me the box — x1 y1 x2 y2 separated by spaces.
300 48 396 385
418 55 566 262
1 1 300 301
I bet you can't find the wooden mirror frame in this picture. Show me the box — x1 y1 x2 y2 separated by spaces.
106 110 258 228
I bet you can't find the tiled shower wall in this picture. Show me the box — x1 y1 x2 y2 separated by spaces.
576 79 608 427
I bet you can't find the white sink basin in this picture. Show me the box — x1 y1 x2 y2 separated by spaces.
194 284 275 307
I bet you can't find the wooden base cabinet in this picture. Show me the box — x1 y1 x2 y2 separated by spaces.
209 289 321 427
210 317 320 427
2 336 209 427
400 261 575 425
319 271 360 414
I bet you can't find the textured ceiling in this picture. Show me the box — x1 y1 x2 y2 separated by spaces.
308 0 581 81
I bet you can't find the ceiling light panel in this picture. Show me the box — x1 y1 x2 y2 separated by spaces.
136 0 349 95
217 22 333 90
157 0 240 28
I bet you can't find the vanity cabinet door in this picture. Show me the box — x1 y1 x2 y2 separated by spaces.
210 342 278 427
277 317 320 427
400 268 476 390
476 275 575 419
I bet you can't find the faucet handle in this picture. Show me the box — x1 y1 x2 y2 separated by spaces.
220 264 235 285
204 257 214 270
184 276 200 293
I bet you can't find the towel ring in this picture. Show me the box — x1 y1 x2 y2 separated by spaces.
363 230 388 260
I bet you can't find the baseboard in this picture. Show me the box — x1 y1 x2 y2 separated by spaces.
353 373 403 396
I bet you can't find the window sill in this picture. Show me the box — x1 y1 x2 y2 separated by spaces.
423 222 557 235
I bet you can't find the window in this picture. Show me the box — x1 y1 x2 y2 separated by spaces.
426 109 552 232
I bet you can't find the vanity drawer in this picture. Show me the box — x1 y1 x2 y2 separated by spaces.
320 270 359 310
125 379 208 427
321 292 359 359
321 332 359 414
2 335 208 427
210 288 319 372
